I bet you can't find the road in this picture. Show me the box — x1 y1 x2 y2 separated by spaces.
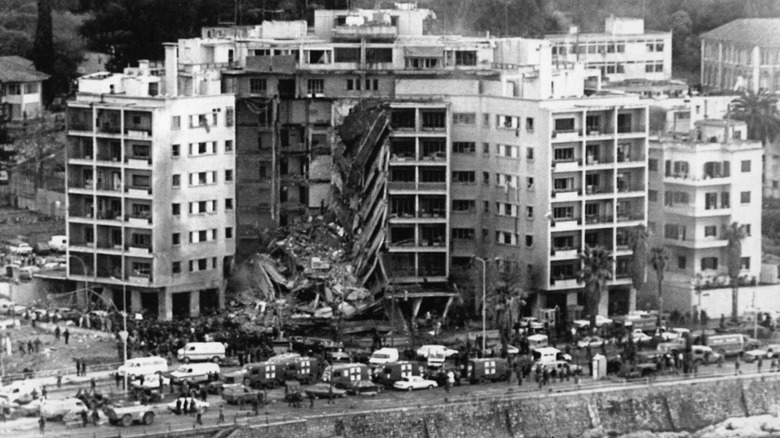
1 355 773 438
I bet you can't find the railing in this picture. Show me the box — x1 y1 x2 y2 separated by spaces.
616 213 644 222
551 247 580 256
550 275 579 286
552 158 582 166
178 61 240 72
617 185 644 193
586 127 612 136
390 153 416 161
97 124 121 134
551 188 582 197
551 217 581 227
617 124 646 134
552 129 582 138
585 215 614 225
420 152 446 161
68 123 91 131
417 182 447 191
95 210 121 220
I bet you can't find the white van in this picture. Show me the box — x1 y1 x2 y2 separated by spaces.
177 342 226 363
47 235 67 252
0 381 42 404
531 347 571 363
527 334 549 351
117 356 168 378
368 348 399 366
170 363 220 386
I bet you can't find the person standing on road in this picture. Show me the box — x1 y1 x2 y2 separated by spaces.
91 408 99 426
90 377 96 390
38 416 45 434
63 329 70 345
19 342 25 356
54 326 61 342
80 409 88 427
115 372 121 388
56 372 62 389
218 405 225 424
308 390 316 409
195 407 203 426
327 382 335 405
758 355 764 373
27 341 33 355
735 357 741 375
446 370 454 393
516 364 523 386
771 358 778 373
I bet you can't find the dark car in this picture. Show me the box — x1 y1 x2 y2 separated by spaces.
344 379 383 396
304 383 346 399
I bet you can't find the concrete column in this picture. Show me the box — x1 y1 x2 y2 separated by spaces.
629 287 637 313
189 290 200 318
752 46 761 93
159 290 172 321
717 42 723 89
102 289 113 308
218 282 226 310
130 290 142 313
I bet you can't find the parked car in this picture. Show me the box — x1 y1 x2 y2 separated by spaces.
658 327 690 341
416 345 458 359
519 317 544 330
344 380 384 396
7 241 32 255
129 374 169 390
577 336 606 349
573 315 613 329
167 397 209 415
624 329 652 344
392 375 438 391
304 383 346 399
105 405 156 427
691 345 721 365
221 384 261 405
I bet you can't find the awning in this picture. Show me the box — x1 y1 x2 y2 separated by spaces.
404 46 443 58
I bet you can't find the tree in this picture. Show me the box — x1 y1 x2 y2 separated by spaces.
649 246 670 327
490 261 526 356
723 222 746 321
577 245 613 335
627 225 648 312
33 0 55 105
731 90 780 146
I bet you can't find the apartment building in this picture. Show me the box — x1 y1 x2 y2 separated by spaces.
546 17 672 84
0 56 49 121
701 19 780 93
167 5 648 318
646 119 762 311
65 61 236 320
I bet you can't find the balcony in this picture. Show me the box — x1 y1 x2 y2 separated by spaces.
551 217 581 231
663 172 730 187
551 189 581 201
664 237 728 249
585 127 613 138
126 157 152 168
584 155 614 167
584 215 614 226
390 153 417 162
126 212 152 226
584 186 614 197
388 181 416 191
68 123 92 134
417 182 447 192
551 130 582 142
126 185 152 197
552 159 582 172
549 276 580 288
128 274 152 285
95 210 122 222
616 212 644 223
333 24 398 41
550 247 579 260
616 184 644 195
127 245 152 256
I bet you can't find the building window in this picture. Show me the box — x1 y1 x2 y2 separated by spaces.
250 78 267 94
741 257 750 270
527 177 534 191
553 206 573 219
483 113 490 128
677 256 686 269
189 171 217 186
452 200 476 212
648 159 658 172
225 140 233 153
452 142 476 154
482 172 489 185
225 106 234 127
704 225 717 237
225 198 233 210
171 116 181 130
554 118 575 132
526 117 534 132
307 79 324 95
131 262 151 276
346 78 360 91
525 235 533 247
648 190 658 202
452 171 475 183
172 262 181 274
365 79 379 90
526 147 534 160
741 160 751 172
453 113 476 125
172 203 180 215
421 110 446 129
744 224 751 236
452 228 475 240
453 50 477 66
172 233 181 245
701 257 718 270
525 206 534 219
172 144 180 157
172 174 180 188
482 142 490 155
483 201 490 213
225 169 233 182
741 191 751 204
226 227 234 239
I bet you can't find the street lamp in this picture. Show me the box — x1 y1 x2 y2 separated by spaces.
474 257 499 353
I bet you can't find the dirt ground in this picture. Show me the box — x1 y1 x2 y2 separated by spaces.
1 323 119 379
0 207 64 247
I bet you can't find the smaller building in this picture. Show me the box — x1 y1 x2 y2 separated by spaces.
701 19 780 93
546 17 672 84
645 119 763 313
0 56 49 121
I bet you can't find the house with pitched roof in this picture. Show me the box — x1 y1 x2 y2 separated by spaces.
0 56 50 121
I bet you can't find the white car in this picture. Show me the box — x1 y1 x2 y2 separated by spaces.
167 397 209 414
416 345 458 359
520 317 544 330
625 329 652 343
8 242 32 255
40 398 87 421
658 327 689 341
577 336 606 349
392 376 438 391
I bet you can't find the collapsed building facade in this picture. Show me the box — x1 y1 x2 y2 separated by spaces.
76 3 651 324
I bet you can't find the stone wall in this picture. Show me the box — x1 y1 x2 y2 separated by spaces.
226 375 780 438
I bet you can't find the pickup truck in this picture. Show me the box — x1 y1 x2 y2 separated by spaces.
104 404 157 426
221 384 261 405
7 241 32 255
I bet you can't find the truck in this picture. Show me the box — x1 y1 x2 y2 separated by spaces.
242 362 281 389
373 361 426 389
104 405 156 427
322 363 370 389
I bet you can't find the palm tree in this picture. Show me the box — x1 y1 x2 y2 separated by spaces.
491 263 526 357
731 90 780 146
649 246 670 327
723 222 746 321
577 245 613 335
627 225 649 312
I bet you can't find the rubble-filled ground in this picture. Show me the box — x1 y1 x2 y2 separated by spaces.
584 414 780 438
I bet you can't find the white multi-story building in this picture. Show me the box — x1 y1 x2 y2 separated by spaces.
701 19 780 93
546 17 672 84
646 119 762 312
159 5 649 320
65 61 236 320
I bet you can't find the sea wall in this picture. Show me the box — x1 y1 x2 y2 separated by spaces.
229 375 780 438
